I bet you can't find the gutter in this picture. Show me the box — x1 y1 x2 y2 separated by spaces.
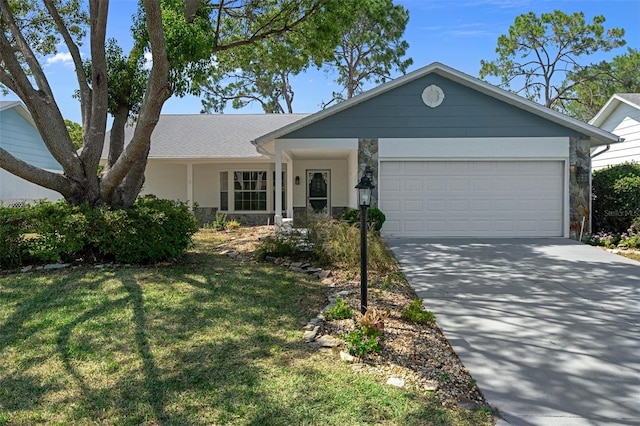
590 137 625 159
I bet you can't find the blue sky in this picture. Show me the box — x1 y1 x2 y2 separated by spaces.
3 0 639 123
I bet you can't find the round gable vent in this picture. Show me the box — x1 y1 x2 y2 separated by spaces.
421 85 445 108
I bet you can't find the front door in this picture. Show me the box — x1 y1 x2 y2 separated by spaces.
307 170 330 221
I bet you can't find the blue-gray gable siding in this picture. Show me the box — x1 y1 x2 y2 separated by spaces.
0 108 61 170
283 74 583 139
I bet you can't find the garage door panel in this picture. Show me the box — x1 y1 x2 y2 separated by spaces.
450 179 470 191
403 221 424 232
380 160 564 237
403 200 423 211
403 180 423 191
428 179 447 191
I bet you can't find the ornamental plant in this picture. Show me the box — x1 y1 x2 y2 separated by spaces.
402 299 436 324
324 297 354 320
338 307 387 357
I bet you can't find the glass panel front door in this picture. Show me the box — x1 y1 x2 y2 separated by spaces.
307 170 330 220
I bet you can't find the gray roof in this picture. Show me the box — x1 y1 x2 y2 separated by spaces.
617 93 640 108
104 113 310 159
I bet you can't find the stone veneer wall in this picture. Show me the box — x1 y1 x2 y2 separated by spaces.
194 207 275 227
293 206 348 227
358 138 379 208
569 137 591 240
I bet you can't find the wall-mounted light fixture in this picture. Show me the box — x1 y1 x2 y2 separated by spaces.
295 176 300 185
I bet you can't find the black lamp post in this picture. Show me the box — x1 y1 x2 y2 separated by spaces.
355 166 375 314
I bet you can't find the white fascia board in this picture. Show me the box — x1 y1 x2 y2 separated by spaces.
275 138 358 151
590 95 621 127
379 137 570 159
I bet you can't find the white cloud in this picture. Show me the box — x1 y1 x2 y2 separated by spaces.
45 52 74 67
143 52 153 70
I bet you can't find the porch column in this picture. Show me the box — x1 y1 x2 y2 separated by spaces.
187 163 193 210
275 149 283 227
285 153 294 219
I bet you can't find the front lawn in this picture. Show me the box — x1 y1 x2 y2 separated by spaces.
0 230 491 425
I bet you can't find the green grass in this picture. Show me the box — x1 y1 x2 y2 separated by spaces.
0 230 493 425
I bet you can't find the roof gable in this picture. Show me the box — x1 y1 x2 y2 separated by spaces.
590 93 640 127
254 62 618 146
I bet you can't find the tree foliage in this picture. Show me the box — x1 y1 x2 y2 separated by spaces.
200 0 412 113
479 10 625 110
592 162 640 234
323 0 412 107
561 48 640 121
64 119 83 149
0 0 333 207
200 9 346 114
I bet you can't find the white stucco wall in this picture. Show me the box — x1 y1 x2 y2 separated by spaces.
142 162 188 201
292 159 349 209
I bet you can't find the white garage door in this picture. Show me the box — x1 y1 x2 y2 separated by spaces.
380 161 564 237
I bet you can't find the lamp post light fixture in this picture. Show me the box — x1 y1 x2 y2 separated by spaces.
355 166 375 314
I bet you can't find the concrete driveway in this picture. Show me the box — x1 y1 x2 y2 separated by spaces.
386 238 640 426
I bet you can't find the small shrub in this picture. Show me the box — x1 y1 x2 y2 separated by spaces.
27 201 90 263
341 207 386 231
210 212 228 231
307 220 395 272
0 206 31 268
343 208 360 223
367 207 386 232
0 196 199 268
592 162 640 234
226 219 241 230
338 307 388 357
256 233 300 260
99 196 199 264
325 297 354 320
402 299 436 324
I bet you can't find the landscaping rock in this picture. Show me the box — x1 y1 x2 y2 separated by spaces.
386 377 405 388
303 326 320 342
309 317 323 326
318 270 332 280
340 351 356 363
316 335 340 348
43 263 71 270
20 265 33 273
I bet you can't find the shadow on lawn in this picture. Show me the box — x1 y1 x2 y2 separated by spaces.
0 257 314 424
1 250 451 425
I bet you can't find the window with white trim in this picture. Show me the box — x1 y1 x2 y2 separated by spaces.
220 170 285 212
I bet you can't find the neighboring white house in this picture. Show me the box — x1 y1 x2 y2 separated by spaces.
590 94 640 170
0 101 63 205
106 63 620 238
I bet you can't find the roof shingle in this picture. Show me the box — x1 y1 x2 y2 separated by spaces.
104 113 309 159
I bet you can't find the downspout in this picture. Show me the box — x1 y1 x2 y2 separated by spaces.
590 137 625 160
590 144 611 159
